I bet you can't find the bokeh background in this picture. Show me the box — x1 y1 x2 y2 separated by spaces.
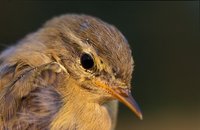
0 1 199 130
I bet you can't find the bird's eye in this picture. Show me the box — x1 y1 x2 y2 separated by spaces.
80 53 94 70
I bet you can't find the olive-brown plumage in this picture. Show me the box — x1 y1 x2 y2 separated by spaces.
0 14 142 130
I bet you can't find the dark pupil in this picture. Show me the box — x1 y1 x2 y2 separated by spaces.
81 53 94 69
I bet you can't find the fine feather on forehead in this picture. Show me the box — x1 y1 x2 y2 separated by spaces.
43 14 134 83
76 15 134 82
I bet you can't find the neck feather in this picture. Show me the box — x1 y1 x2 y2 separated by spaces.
50 78 112 130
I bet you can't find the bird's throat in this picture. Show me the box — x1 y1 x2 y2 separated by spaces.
50 79 112 130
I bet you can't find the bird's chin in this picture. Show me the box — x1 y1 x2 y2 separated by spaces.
80 79 142 119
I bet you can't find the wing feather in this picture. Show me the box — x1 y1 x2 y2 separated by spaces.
0 62 64 130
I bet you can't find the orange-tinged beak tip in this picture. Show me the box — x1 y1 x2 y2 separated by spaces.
125 93 143 120
111 88 143 120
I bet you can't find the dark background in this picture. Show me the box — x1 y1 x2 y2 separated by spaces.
0 1 199 130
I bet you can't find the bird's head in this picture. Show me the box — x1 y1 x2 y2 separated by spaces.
40 14 142 120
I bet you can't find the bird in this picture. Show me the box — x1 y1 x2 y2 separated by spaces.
0 14 142 130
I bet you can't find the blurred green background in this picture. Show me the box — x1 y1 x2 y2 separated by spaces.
0 1 199 130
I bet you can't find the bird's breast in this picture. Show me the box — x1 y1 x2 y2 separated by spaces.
50 99 112 130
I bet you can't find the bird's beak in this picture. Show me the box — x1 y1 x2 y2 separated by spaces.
93 79 143 120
